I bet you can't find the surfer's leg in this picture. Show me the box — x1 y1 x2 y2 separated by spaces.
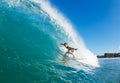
69 49 75 58
66 50 75 58
68 52 75 58
66 49 70 54
71 53 75 58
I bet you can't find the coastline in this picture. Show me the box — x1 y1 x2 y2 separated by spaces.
97 57 120 59
97 53 120 58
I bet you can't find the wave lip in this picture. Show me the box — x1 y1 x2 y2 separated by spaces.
31 0 99 67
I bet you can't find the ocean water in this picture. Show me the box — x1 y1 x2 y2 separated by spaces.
0 0 120 83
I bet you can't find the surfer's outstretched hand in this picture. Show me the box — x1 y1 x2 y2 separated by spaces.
74 48 78 50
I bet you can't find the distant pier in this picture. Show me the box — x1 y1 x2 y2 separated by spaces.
97 53 120 58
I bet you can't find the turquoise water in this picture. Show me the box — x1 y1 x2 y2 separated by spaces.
0 0 120 83
94 58 120 83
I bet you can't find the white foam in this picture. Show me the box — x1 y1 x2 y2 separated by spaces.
2 0 21 7
30 0 99 67
3 0 99 67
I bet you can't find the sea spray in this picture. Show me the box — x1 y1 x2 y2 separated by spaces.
30 0 99 67
2 0 99 67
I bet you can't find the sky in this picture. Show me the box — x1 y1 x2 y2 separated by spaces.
50 0 120 55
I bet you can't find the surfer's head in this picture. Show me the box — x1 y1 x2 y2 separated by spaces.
64 42 68 46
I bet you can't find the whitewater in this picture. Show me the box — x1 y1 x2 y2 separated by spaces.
1 0 99 66
0 0 120 83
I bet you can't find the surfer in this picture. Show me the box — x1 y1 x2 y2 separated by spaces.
60 42 77 58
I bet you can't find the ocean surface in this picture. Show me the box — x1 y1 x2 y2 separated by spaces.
0 0 120 83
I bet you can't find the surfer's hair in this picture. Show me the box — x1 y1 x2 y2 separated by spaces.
64 42 67 45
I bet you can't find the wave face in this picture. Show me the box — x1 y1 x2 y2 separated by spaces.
0 0 100 82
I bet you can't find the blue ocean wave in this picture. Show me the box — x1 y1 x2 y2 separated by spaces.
0 0 120 83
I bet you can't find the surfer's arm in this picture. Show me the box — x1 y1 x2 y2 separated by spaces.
72 48 78 50
75 48 78 50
